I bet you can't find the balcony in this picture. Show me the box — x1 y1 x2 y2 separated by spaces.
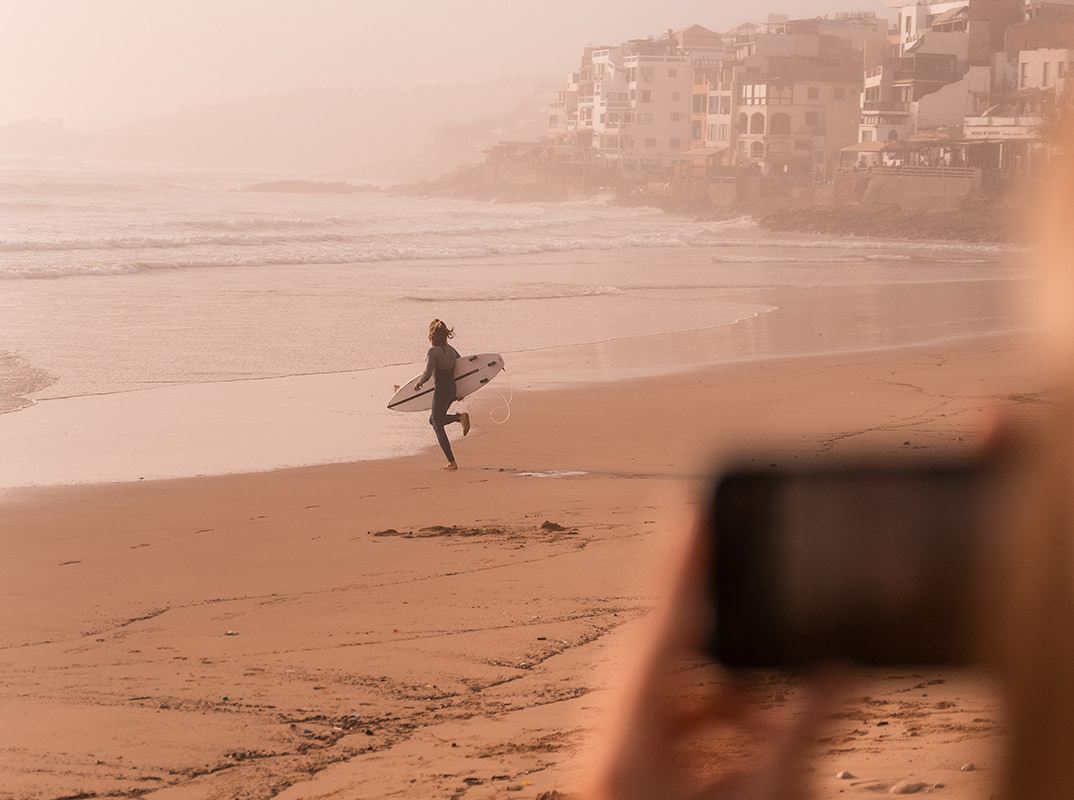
891 69 955 83
862 101 910 112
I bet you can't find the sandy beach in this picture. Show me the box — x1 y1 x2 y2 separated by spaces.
0 319 1049 800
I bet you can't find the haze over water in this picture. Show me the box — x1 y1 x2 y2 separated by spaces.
2 164 1027 415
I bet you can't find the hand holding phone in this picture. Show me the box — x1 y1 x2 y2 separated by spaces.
707 458 999 668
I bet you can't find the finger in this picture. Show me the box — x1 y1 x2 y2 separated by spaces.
693 669 848 800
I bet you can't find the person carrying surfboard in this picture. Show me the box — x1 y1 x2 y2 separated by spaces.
414 319 471 470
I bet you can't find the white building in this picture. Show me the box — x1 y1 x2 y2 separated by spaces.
730 29 864 177
1017 47 1074 94
620 52 694 174
589 48 632 161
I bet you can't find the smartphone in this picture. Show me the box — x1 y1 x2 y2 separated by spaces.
707 458 999 668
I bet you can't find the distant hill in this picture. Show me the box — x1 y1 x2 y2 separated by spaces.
0 77 556 181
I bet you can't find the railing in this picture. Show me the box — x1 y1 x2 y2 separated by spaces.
837 165 979 179
862 101 911 112
890 69 956 82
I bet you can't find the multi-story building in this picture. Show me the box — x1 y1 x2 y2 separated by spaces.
858 0 1012 143
999 2 1074 96
886 0 1021 66
552 30 718 176
619 48 693 175
587 47 631 160
699 59 736 161
730 21 867 177
967 13 1074 169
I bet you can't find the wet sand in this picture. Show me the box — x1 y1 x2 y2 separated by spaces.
0 328 1049 800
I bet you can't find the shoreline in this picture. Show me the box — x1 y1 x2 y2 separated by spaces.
0 275 1032 490
397 165 1024 245
0 331 1050 800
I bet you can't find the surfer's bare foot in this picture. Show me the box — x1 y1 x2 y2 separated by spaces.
461 412 470 436
440 462 458 471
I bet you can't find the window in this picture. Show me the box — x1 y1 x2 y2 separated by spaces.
692 94 706 113
549 115 559 125
670 138 682 148
638 113 653 125
641 90 653 103
770 112 791 135
691 121 703 139
750 112 765 134
741 83 767 105
738 113 748 132
671 92 681 102
1044 62 1052 87
805 111 819 127
833 88 846 101
807 87 819 100
750 141 765 158
641 66 655 81
1020 62 1028 88
669 68 678 77
707 123 717 140
644 137 657 147
861 130 874 142
718 123 730 141
769 85 792 105
671 112 682 121
794 139 811 151
709 96 720 113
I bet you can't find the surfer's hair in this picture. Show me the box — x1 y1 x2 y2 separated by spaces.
429 319 454 347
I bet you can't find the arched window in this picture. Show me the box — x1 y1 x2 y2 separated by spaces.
887 129 900 142
737 113 749 134
750 112 765 134
750 140 765 158
770 113 791 135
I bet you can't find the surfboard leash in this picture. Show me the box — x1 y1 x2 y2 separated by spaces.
489 369 513 424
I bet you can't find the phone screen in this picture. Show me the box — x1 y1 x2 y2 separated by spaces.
710 461 993 668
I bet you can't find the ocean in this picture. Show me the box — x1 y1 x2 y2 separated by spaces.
0 159 1033 485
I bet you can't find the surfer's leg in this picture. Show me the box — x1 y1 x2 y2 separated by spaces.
430 396 456 464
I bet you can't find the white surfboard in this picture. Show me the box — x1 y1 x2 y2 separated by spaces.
387 353 505 412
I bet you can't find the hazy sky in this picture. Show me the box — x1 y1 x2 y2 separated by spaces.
2 0 889 131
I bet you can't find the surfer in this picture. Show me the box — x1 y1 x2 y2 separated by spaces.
414 319 471 470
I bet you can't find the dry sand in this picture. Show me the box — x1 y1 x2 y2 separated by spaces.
0 330 1049 800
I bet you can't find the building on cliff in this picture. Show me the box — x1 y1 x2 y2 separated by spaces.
488 3 1066 206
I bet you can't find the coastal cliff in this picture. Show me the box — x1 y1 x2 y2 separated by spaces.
395 163 1023 244
754 202 1021 244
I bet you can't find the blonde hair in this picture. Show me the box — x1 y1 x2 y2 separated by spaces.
428 319 454 347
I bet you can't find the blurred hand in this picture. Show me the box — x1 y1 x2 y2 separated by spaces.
587 515 843 800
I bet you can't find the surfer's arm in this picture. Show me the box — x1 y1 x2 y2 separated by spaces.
414 349 437 390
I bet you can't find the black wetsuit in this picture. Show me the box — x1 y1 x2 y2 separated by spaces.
419 344 462 462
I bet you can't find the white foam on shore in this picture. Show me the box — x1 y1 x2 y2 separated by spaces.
0 322 1031 491
0 368 413 489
